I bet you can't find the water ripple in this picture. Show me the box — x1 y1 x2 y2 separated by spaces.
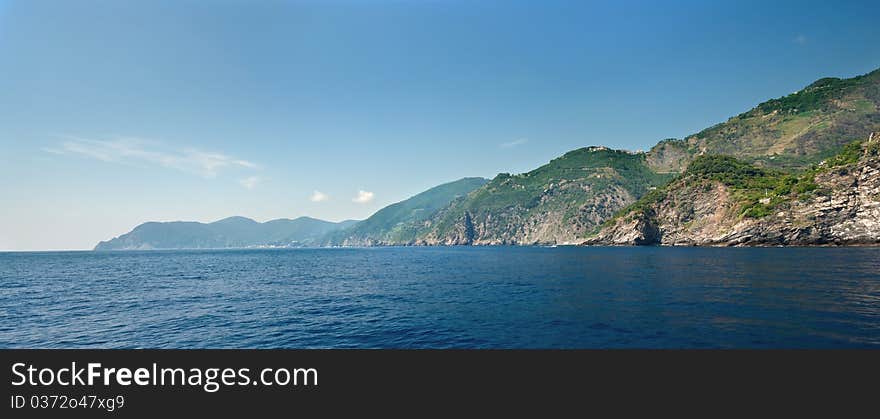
0 247 879 348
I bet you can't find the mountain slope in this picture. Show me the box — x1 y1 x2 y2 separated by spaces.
587 133 880 246
94 216 355 250
415 147 675 245
410 68 880 246
328 177 488 245
646 68 880 172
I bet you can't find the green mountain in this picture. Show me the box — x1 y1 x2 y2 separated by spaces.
94 216 357 250
327 177 489 245
415 147 674 245
647 68 880 172
94 67 880 249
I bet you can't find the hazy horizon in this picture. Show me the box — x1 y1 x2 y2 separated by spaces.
2 0 879 250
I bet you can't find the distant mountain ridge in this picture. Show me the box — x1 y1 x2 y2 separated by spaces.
96 67 880 249
94 177 488 250
94 216 357 250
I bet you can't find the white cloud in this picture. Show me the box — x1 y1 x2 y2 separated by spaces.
238 176 261 190
500 138 528 148
41 147 65 155
793 34 807 45
352 190 374 204
45 136 259 178
310 190 329 202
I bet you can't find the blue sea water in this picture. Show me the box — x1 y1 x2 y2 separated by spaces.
1 247 879 348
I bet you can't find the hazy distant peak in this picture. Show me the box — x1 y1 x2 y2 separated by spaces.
211 216 259 225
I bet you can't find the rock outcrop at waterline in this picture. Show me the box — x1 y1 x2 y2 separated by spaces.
584 134 880 246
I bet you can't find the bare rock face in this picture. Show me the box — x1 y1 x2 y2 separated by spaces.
587 136 880 246
586 211 660 245
646 139 690 174
808 143 880 244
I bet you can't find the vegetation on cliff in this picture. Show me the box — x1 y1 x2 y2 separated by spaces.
647 68 880 172
599 135 880 239
421 147 675 244
589 132 880 246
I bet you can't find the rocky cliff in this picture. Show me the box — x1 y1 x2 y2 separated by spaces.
585 134 880 246
413 147 674 245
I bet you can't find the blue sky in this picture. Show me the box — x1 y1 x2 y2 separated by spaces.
1 0 879 250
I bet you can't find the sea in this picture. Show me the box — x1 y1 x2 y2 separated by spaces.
1 246 878 348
